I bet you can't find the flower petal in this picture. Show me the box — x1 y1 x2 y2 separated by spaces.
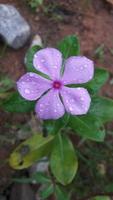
35 89 65 119
33 48 62 79
62 56 94 84
17 72 52 101
60 86 91 115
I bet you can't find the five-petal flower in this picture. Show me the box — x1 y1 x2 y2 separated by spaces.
17 48 94 119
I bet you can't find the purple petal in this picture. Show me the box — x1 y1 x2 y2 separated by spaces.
62 56 94 84
17 72 52 101
33 48 62 79
60 86 91 115
35 89 65 119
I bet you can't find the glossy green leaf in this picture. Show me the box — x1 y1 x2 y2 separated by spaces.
57 35 80 59
55 185 70 200
50 134 78 185
89 96 113 123
84 68 109 94
39 184 54 199
13 172 51 184
9 133 54 169
69 114 105 142
43 114 70 135
92 196 111 200
105 183 113 192
25 45 41 73
32 172 51 184
2 92 35 113
0 75 14 93
69 95 113 141
69 68 109 94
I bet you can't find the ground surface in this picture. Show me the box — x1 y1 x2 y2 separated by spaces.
0 0 113 199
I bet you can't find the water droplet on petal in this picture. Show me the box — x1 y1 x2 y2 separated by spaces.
25 89 30 94
69 107 73 111
89 75 92 79
53 66 57 69
80 66 84 70
77 87 81 90
22 81 25 84
80 97 84 101
66 99 69 103
29 73 34 77
41 59 45 63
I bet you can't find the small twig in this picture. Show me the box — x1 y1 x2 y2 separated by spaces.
77 138 86 147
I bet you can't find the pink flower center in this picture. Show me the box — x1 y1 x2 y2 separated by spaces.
53 81 62 89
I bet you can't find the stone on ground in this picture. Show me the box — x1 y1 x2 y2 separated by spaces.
0 4 31 49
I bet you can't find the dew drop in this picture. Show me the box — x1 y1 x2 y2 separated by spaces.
29 73 34 77
53 66 58 69
22 81 25 85
25 89 30 94
39 109 43 112
69 107 73 111
41 59 45 63
80 66 84 70
77 87 81 91
80 97 84 101
89 75 92 79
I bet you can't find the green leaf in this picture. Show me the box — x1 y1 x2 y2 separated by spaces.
13 172 51 184
92 196 111 200
39 184 54 199
55 185 70 200
69 114 105 142
57 35 80 59
89 96 113 123
28 0 44 10
32 172 51 184
0 75 14 93
50 134 78 185
105 183 113 192
2 92 35 113
43 114 70 135
68 68 109 94
25 45 41 73
9 133 54 169
85 68 109 94
69 95 113 142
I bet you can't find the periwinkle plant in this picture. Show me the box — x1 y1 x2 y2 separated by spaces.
17 48 94 119
2 35 113 200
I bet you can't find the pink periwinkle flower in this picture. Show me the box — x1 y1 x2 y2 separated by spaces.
17 48 94 120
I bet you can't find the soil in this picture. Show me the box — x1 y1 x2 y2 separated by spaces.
0 0 113 199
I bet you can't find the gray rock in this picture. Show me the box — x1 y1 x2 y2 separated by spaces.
0 4 31 49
